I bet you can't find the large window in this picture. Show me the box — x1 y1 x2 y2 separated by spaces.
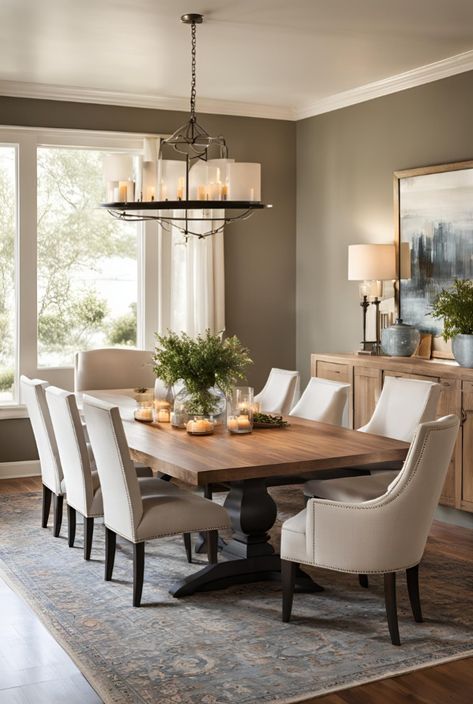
0 128 154 408
37 147 138 367
0 146 17 404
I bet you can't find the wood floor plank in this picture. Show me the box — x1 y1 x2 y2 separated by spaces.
1 476 472 704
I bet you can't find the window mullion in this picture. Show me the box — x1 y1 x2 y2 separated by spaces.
17 134 38 383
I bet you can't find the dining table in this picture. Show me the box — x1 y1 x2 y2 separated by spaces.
83 390 409 598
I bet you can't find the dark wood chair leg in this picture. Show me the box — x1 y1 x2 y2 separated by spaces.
282 560 297 623
42 484 52 528
207 530 218 564
133 542 145 607
183 533 192 563
67 505 76 547
359 574 369 588
406 564 423 623
84 517 94 560
384 572 401 646
105 528 116 581
53 495 64 537
204 485 213 500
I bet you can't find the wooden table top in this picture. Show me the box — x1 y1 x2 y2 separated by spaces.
124 414 409 487
82 391 409 487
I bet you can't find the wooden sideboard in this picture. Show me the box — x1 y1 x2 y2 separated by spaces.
311 352 473 513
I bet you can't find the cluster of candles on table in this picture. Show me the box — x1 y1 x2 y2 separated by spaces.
133 387 260 436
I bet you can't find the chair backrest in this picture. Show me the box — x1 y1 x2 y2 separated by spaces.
74 348 155 392
308 414 460 574
83 394 143 541
375 414 460 567
254 368 300 415
20 375 64 495
45 386 95 516
360 376 441 442
289 377 350 426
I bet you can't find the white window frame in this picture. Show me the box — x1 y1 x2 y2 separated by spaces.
0 126 164 416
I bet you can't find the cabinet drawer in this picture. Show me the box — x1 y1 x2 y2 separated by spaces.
383 370 438 383
316 361 350 383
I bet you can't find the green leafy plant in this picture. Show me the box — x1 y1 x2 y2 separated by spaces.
153 330 252 415
431 279 473 341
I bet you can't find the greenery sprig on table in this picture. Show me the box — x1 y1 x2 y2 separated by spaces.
152 330 252 415
431 279 473 341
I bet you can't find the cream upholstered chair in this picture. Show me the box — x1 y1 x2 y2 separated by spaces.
289 377 350 425
254 368 300 416
74 348 154 392
20 376 65 537
264 377 352 490
75 348 156 478
45 386 102 558
45 385 197 562
83 394 231 606
304 377 442 502
281 415 460 645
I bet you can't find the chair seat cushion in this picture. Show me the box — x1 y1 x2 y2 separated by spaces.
280 508 309 564
135 484 230 541
304 471 399 503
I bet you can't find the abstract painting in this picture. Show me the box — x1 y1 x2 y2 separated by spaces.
394 160 473 338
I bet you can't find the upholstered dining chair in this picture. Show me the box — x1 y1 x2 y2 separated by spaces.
254 368 301 416
83 394 231 606
45 385 199 562
289 377 350 425
281 414 460 645
74 348 155 392
304 377 442 503
20 375 65 537
45 385 103 559
75 348 158 479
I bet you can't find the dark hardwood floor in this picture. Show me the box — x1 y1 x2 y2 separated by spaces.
1 476 472 703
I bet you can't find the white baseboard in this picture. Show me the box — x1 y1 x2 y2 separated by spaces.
0 460 40 479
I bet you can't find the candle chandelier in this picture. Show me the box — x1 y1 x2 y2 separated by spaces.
101 13 271 239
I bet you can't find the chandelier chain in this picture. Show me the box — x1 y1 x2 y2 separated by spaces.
190 21 197 123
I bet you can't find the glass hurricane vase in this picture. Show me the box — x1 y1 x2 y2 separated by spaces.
172 385 226 428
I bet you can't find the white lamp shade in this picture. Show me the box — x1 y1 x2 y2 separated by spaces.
348 244 396 281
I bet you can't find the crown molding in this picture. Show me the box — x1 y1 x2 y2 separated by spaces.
1 48 473 123
0 80 294 121
295 49 473 120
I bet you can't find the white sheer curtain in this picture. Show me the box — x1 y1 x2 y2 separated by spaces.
144 136 225 337
156 222 225 337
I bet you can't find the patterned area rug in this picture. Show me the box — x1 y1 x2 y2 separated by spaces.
0 488 472 704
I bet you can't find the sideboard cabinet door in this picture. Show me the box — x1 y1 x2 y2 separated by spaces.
461 381 473 511
437 379 462 508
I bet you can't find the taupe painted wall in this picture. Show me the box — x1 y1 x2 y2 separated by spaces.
296 70 473 385
0 97 296 463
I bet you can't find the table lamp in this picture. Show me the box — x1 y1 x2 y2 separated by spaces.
348 243 396 354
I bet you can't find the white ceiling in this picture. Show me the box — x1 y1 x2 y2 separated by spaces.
1 0 473 120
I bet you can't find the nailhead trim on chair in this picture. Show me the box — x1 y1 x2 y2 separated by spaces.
105 522 230 544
